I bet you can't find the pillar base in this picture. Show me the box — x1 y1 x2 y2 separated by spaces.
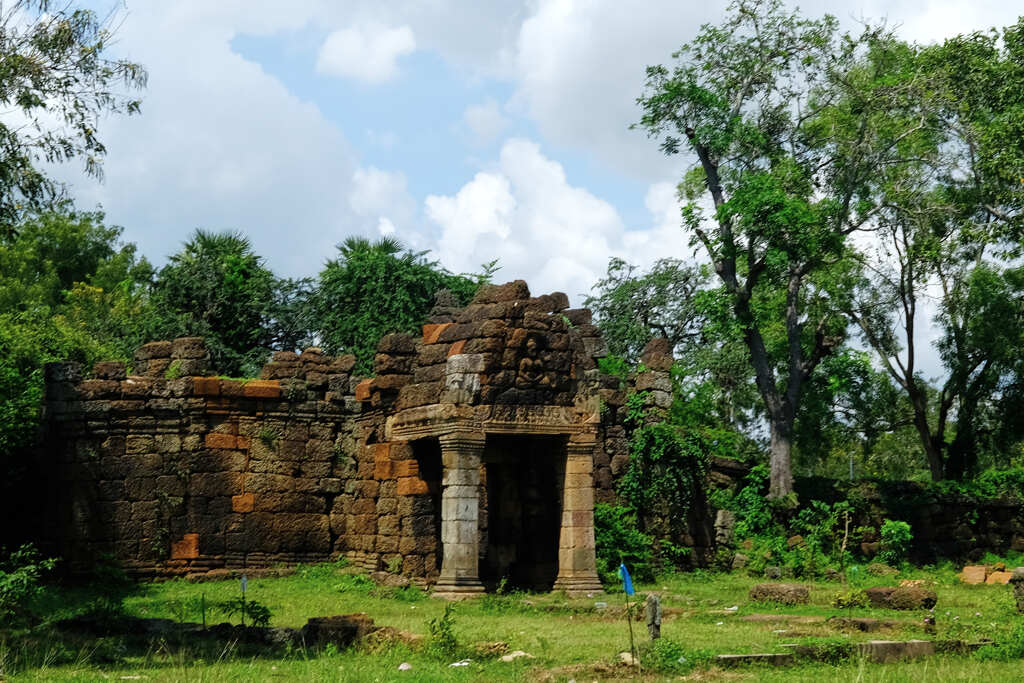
553 574 605 596
432 578 486 600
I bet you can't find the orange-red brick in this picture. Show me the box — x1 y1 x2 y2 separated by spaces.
170 533 199 559
397 476 429 495
393 460 420 478
232 492 255 513
192 377 221 396
422 323 451 345
205 432 237 449
242 380 281 398
354 379 373 402
447 340 466 357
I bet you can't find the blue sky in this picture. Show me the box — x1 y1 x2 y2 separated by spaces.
61 0 1023 329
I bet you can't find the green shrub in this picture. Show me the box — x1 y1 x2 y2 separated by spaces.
831 589 869 609
878 519 913 566
426 603 459 659
975 622 1024 661
639 638 712 673
593 503 654 584
215 596 272 627
0 544 57 626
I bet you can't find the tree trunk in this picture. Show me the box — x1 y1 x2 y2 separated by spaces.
769 416 795 499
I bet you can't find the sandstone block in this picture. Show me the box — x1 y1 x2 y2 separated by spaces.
959 565 986 585
93 361 127 380
472 280 530 304
232 492 255 513
135 341 172 360
377 333 416 354
171 337 207 359
749 583 810 605
397 477 430 496
171 533 200 559
423 323 451 345
243 380 282 398
193 377 220 396
205 432 237 450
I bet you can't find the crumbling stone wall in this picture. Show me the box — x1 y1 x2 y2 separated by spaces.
36 282 635 583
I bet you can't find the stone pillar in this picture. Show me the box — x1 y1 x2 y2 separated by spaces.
434 432 486 598
553 438 604 595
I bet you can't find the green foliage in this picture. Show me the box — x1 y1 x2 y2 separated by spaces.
153 229 278 376
831 589 869 609
313 237 482 375
975 622 1024 662
584 257 709 362
597 354 629 381
593 503 654 584
792 637 855 664
425 603 459 659
638 638 712 674
215 596 272 627
257 426 279 450
878 519 913 566
0 544 57 626
0 2 146 237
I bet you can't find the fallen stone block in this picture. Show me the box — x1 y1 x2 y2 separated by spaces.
959 565 987 585
858 639 934 663
749 583 810 606
864 586 937 610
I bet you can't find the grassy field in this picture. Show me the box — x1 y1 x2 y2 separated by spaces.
4 560 1023 681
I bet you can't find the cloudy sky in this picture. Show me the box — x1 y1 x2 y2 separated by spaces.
64 0 1022 306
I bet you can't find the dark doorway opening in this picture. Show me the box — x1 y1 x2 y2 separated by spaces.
481 434 565 591
410 438 443 574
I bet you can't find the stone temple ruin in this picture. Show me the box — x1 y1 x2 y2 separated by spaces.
34 281 684 595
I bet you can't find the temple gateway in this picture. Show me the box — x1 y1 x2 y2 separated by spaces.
36 281 682 595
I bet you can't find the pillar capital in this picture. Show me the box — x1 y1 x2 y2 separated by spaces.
437 431 486 452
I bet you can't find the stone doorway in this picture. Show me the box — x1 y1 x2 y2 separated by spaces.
481 435 565 591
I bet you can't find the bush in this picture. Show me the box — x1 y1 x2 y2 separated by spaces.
426 603 459 659
975 622 1024 661
831 589 869 609
593 503 654 584
878 519 913 566
639 638 712 674
0 544 57 626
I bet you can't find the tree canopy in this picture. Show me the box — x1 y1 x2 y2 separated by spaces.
0 1 146 237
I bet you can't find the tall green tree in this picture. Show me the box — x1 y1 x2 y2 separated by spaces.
313 236 482 374
585 257 709 362
0 1 146 237
154 229 277 375
850 22 1024 480
635 0 933 497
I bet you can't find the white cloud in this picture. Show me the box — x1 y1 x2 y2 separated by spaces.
350 166 418 237
316 23 416 83
461 99 509 145
425 138 692 301
58 3 362 278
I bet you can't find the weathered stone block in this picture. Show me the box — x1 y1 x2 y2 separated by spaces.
232 492 255 513
243 380 282 398
171 533 200 559
749 583 810 605
397 477 430 496
135 341 172 360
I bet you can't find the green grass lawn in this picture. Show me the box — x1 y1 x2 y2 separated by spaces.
4 561 1023 681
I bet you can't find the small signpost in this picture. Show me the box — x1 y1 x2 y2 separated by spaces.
619 563 638 668
241 574 248 627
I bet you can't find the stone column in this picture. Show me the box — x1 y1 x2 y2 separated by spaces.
553 437 604 595
434 432 486 598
